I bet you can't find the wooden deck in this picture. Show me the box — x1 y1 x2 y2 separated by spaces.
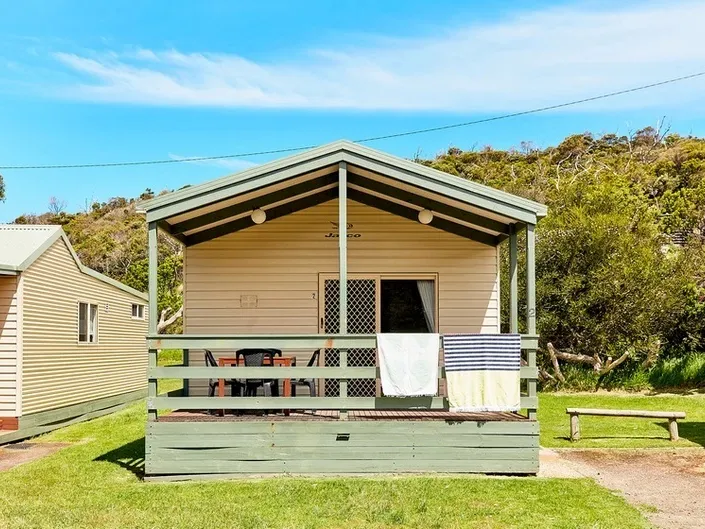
145 335 540 479
147 410 539 479
161 409 529 422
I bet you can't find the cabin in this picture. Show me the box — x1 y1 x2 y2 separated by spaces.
0 225 148 442
141 140 546 480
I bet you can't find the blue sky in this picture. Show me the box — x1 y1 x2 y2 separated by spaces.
1 0 705 221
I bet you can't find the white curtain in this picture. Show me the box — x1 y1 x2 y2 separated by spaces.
416 280 435 332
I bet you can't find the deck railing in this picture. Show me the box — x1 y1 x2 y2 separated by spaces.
146 334 539 420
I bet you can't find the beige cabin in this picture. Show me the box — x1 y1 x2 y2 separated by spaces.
183 199 501 396
141 141 547 479
0 225 148 442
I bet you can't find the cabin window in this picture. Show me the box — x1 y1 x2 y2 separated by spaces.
78 302 98 343
131 304 145 319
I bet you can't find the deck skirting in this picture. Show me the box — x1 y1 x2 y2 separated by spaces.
145 419 539 478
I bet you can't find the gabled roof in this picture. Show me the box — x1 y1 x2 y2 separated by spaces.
0 225 62 273
140 140 547 223
139 140 547 247
0 225 147 300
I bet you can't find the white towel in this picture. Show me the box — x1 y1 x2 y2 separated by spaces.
377 333 440 397
443 334 521 412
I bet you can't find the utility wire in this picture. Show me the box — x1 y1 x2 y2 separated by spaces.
2 70 704 170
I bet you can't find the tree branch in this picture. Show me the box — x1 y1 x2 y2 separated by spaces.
157 306 183 333
546 343 566 383
547 343 596 366
597 350 631 375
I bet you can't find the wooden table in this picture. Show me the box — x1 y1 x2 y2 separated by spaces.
218 356 295 415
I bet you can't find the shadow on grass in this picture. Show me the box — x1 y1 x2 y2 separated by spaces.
657 421 705 447
94 437 145 478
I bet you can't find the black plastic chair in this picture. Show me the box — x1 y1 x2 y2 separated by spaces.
205 350 244 397
235 349 279 397
291 349 320 397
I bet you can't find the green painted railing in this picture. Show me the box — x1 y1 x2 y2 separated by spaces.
146 334 539 420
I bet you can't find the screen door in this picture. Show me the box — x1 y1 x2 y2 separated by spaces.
321 277 377 397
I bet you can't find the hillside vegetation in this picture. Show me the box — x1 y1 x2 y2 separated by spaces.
427 128 705 389
13 127 705 388
14 190 184 333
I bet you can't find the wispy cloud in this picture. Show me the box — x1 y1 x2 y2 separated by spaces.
168 153 258 172
42 1 705 111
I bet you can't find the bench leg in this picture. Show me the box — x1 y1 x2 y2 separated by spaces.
570 414 580 442
668 419 679 441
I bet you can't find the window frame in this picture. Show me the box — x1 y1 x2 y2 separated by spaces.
131 303 145 320
77 301 99 344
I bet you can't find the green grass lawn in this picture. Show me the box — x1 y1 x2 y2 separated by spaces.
0 402 651 529
540 392 705 448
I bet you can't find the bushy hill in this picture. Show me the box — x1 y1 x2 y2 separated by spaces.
13 127 705 386
14 190 184 332
427 127 705 387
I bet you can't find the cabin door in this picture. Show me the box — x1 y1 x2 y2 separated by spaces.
319 275 379 397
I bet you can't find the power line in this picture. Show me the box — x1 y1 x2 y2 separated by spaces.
2 70 704 170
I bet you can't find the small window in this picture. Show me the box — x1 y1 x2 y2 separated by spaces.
131 304 145 320
78 302 98 343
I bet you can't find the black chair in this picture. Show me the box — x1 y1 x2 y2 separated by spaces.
291 349 320 397
205 350 244 397
235 349 279 397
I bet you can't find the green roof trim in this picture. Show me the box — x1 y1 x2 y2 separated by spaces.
139 140 547 225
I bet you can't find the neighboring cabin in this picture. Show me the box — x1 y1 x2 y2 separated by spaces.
0 225 148 442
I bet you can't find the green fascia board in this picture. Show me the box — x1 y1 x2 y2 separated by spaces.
184 188 338 246
60 232 148 301
14 227 64 271
346 143 547 218
347 188 499 246
348 172 510 235
344 151 538 224
140 143 343 211
140 140 547 224
173 173 338 235
144 153 341 222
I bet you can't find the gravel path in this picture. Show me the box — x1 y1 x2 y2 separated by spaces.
541 448 705 529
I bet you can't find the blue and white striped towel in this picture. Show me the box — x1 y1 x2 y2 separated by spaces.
443 334 521 412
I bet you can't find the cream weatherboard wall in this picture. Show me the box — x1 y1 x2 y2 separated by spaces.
0 276 20 418
184 199 500 392
20 238 148 415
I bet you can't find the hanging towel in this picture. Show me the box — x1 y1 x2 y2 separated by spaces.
377 333 440 397
442 334 521 412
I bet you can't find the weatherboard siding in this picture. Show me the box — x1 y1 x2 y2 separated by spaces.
20 238 148 415
184 199 499 392
0 275 19 417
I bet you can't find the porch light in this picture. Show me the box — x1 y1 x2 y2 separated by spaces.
418 209 433 225
251 208 267 224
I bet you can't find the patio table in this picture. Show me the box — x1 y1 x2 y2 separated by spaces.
218 356 295 416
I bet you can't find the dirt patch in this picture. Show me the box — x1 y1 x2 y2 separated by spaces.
0 442 70 471
557 449 705 529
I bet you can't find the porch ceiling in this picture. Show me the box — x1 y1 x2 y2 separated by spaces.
141 140 547 247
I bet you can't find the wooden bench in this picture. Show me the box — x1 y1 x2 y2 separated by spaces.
566 408 686 442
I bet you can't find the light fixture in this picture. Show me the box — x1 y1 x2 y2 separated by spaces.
251 208 266 224
418 209 433 225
